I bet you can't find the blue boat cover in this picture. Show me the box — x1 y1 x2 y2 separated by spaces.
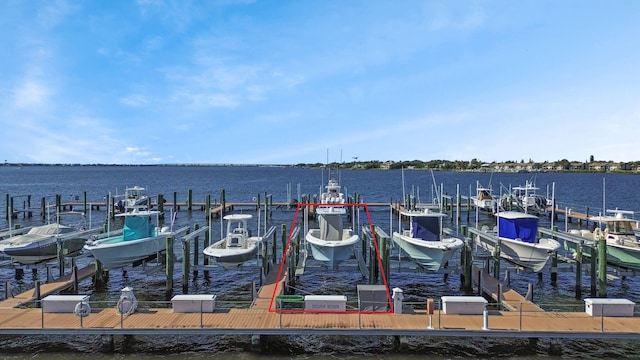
412 217 440 241
498 216 537 243
123 216 154 241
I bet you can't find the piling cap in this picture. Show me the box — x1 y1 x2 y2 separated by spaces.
121 286 133 292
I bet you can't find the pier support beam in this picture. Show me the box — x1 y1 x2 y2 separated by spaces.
94 261 106 289
393 336 408 351
100 335 115 353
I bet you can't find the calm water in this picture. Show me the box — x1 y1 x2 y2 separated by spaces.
1 166 640 358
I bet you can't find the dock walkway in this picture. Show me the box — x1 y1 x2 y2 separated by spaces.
472 266 543 312
0 265 95 309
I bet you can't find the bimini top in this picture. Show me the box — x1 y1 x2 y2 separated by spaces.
497 211 539 243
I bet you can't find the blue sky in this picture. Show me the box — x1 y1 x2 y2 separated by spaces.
1 1 639 165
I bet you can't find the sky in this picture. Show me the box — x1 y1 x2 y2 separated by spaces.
1 1 639 165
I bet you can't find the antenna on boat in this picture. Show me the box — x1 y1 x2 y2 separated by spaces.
170 207 177 232
430 170 441 209
602 177 606 214
401 167 406 207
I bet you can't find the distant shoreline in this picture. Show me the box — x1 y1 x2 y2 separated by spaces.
2 162 639 174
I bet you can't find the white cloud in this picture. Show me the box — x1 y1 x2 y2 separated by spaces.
120 94 149 107
36 0 77 29
11 81 51 108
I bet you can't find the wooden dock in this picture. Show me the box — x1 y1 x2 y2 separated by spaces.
472 265 543 312
0 265 95 308
0 265 638 340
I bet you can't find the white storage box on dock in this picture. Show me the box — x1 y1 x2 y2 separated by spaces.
171 294 217 313
304 295 347 311
584 298 635 317
42 295 90 313
441 296 487 315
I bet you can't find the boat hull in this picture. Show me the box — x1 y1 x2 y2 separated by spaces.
475 234 560 272
392 232 464 271
203 239 259 265
83 234 169 270
305 229 359 268
2 237 86 264
565 238 640 271
603 243 640 270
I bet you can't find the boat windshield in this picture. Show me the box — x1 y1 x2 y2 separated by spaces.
411 217 440 241
607 220 635 235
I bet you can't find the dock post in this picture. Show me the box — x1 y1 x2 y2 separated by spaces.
71 265 78 292
205 194 211 225
525 283 534 302
271 225 277 264
193 223 200 278
280 224 287 264
380 230 389 285
55 194 61 214
550 251 558 284
464 239 473 293
40 197 46 220
482 309 489 330
166 236 174 298
26 195 32 218
158 194 165 218
4 280 13 299
575 242 583 299
590 245 597 296
221 189 226 217
597 237 607 297
173 191 178 213
204 223 210 280
33 280 41 303
182 236 190 294
4 194 8 220
94 260 105 288
57 238 65 278
187 189 193 212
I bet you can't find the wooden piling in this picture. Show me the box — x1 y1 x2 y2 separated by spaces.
173 191 178 213
550 251 558 284
280 224 287 264
166 236 174 297
205 195 211 225
182 234 190 294
598 237 607 297
158 194 164 218
94 260 105 288
590 245 597 296
575 242 582 299
221 189 226 217
204 223 210 280
187 189 193 212
192 223 200 278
